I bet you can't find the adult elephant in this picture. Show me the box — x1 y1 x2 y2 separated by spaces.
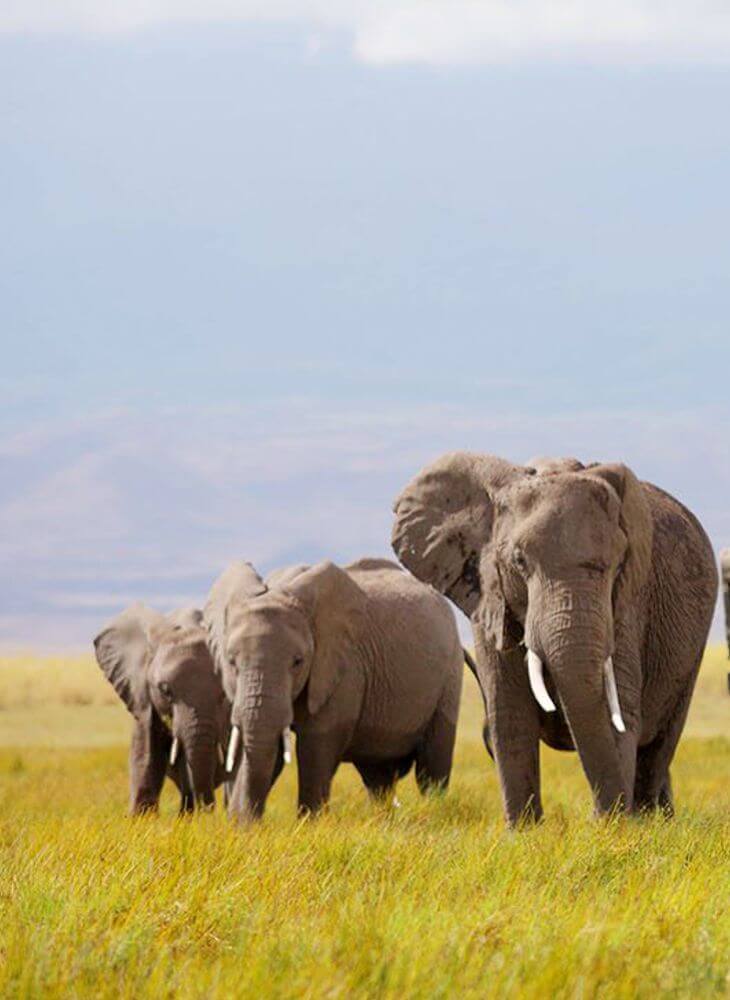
204 558 464 820
721 549 730 658
391 452 717 826
93 605 230 814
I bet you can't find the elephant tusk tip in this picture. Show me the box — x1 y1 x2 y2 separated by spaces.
225 725 240 773
526 649 557 713
282 727 293 765
611 713 627 733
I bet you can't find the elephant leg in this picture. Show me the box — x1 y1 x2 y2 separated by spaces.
355 760 401 800
634 683 694 816
295 731 346 816
415 706 457 794
477 641 543 826
129 715 169 815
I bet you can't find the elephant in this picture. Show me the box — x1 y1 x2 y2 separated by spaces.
93 604 231 814
391 452 717 826
721 549 730 659
204 557 464 820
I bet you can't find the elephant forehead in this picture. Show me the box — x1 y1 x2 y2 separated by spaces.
151 640 213 679
510 475 620 519
226 604 310 659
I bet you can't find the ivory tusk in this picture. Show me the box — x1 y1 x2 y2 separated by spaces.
603 656 627 733
282 727 292 765
226 725 240 773
169 737 179 767
217 743 224 766
527 649 557 713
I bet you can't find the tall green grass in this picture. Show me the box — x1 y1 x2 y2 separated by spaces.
0 647 728 997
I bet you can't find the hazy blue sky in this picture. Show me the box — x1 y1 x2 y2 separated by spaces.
2 4 729 645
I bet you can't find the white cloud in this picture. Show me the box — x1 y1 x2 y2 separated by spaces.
3 1 730 65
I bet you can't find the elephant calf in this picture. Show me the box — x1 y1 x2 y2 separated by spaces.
204 557 464 820
93 605 231 814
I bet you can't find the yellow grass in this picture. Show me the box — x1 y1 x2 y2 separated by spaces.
0 647 729 998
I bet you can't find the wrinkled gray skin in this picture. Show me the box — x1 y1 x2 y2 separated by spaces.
392 452 718 827
721 549 730 659
204 558 463 821
93 605 230 814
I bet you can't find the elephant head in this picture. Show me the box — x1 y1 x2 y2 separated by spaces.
204 560 364 820
93 604 229 812
392 452 653 815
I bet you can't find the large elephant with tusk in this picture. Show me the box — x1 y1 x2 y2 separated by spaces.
93 605 231 814
721 549 730 659
204 557 464 821
391 452 717 826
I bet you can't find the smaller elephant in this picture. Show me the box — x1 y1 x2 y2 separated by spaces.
721 549 730 660
93 605 231 814
204 557 464 820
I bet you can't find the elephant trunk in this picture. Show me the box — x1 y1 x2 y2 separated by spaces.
228 669 290 822
175 709 218 809
527 581 631 815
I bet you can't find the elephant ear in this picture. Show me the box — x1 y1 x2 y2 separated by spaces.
167 607 203 630
588 464 654 605
203 562 267 676
147 607 206 650
93 603 166 716
288 561 366 716
392 452 521 623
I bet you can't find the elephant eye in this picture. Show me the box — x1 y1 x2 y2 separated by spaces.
512 549 528 573
292 655 304 670
158 681 172 698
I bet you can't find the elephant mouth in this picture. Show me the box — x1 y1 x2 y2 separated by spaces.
525 647 626 733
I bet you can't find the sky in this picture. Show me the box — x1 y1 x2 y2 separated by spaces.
2 2 730 646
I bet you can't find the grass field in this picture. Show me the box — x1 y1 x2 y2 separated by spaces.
1 647 729 998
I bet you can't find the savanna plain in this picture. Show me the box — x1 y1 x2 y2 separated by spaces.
1 647 729 999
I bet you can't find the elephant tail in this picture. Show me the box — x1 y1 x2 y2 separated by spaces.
462 648 479 680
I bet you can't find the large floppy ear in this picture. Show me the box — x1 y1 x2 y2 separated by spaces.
166 607 203 630
288 561 366 716
147 607 206 650
92 603 166 717
203 562 266 676
588 464 654 606
392 452 521 622
477 556 524 652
